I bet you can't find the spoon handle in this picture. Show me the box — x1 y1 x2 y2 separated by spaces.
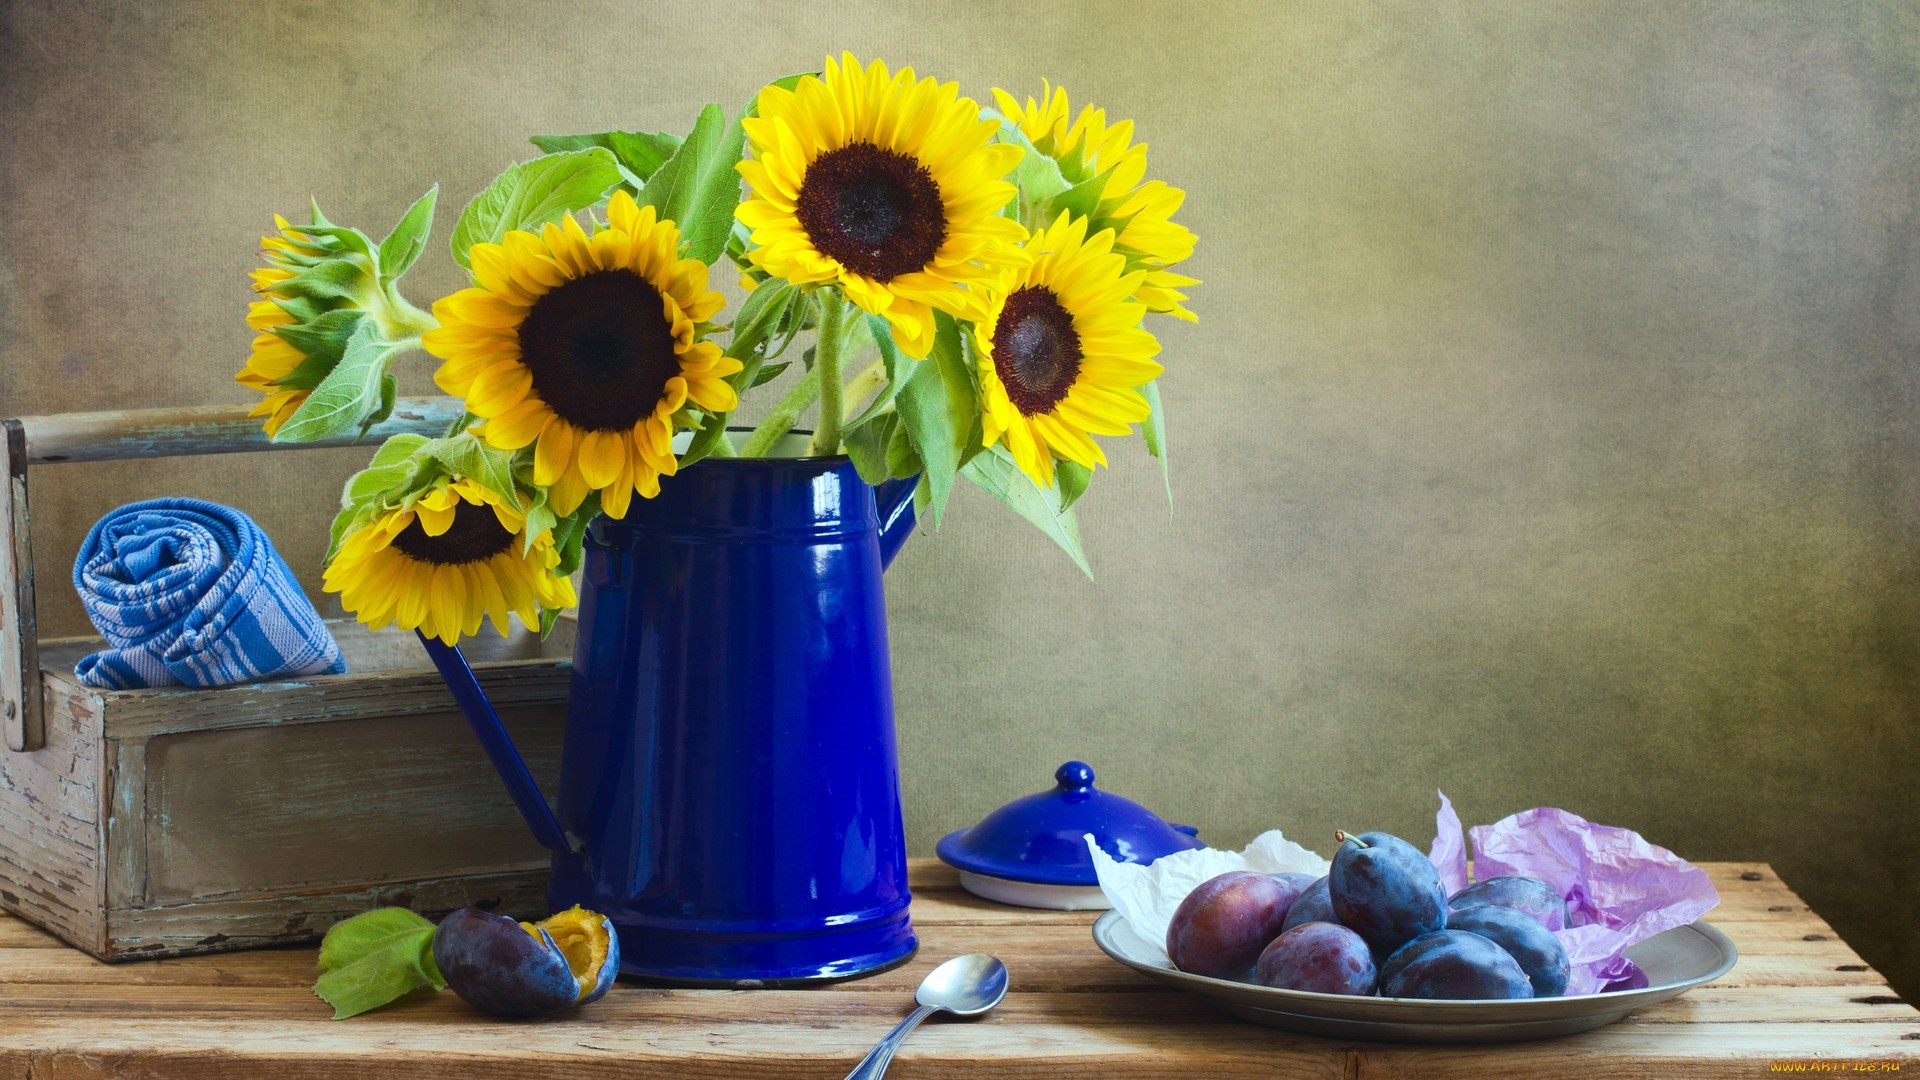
843 1004 939 1080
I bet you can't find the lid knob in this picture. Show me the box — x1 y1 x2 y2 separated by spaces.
1054 760 1095 789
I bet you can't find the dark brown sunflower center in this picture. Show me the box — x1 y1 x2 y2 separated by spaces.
992 286 1082 416
390 499 515 566
517 270 678 432
794 142 947 283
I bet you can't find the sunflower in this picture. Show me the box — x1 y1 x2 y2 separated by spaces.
735 53 1030 358
991 82 1199 322
235 215 358 435
974 212 1163 488
423 191 738 519
323 478 576 645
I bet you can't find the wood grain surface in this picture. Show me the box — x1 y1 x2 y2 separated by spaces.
0 861 1912 1078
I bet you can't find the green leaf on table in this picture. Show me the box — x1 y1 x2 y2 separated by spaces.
892 312 979 527
273 320 395 443
1140 379 1172 513
530 130 681 189
450 148 623 270
364 371 399 435
312 907 444 1020
550 493 599 577
961 444 1093 578
748 361 790 389
376 185 438 287
422 432 523 510
638 104 747 266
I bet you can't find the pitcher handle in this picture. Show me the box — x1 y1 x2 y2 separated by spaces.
418 632 582 859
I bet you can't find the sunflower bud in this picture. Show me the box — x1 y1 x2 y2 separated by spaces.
237 191 440 439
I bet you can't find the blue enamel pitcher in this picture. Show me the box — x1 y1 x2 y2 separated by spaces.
420 445 920 985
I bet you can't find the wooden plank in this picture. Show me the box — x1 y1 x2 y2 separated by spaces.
12 397 463 466
0 675 102 953
1 420 40 751
0 861 1912 1078
140 706 559 900
102 868 550 959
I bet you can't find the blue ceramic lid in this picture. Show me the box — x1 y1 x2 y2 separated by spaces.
936 761 1204 886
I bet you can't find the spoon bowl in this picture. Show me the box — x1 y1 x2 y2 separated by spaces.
844 953 1008 1079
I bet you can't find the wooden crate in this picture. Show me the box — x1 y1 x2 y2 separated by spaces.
0 399 572 960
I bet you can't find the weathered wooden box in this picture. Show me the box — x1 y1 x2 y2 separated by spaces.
0 399 572 960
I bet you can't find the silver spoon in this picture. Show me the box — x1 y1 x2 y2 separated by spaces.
843 953 1009 1080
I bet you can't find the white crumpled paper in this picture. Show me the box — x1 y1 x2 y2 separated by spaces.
1084 830 1329 964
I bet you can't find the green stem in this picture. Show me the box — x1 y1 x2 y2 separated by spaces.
808 292 849 456
840 358 888 423
373 287 437 341
706 430 738 456
740 362 821 457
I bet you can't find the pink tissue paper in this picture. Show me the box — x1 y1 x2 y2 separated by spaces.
1427 792 1719 995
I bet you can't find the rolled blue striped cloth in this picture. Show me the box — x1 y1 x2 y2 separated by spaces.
71 498 346 689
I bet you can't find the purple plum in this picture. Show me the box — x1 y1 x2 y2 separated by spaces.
1280 875 1335 932
1449 875 1571 932
1329 831 1448 958
1447 905 1570 997
1167 871 1299 979
1380 929 1534 1000
434 905 619 1018
1254 922 1377 995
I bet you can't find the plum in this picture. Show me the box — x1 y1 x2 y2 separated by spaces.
1166 871 1299 979
1447 905 1570 997
1253 922 1376 995
434 905 619 1018
1280 876 1335 933
1380 929 1534 1000
1328 831 1448 958
1449 875 1571 932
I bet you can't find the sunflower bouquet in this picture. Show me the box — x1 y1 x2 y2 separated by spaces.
241 55 1197 644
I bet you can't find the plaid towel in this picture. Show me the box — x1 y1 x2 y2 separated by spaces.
71 498 346 689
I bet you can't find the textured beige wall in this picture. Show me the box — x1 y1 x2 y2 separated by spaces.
3 0 1916 997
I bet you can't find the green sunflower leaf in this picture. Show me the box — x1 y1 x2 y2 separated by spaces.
271 257 375 305
748 361 790 389
1055 459 1092 512
1048 159 1121 224
725 278 799 360
844 411 898 485
292 224 375 260
551 494 599 578
843 314 915 432
985 110 1070 212
364 372 399 435
885 417 921 480
518 487 557 557
530 131 682 189
638 103 746 266
960 444 1093 578
324 502 378 565
421 433 522 511
274 320 394 443
270 309 368 391
1140 379 1172 513
376 185 438 288
450 148 623 271
312 907 444 1021
892 312 978 528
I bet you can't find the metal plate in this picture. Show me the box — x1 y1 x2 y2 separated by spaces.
1092 910 1737 1043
